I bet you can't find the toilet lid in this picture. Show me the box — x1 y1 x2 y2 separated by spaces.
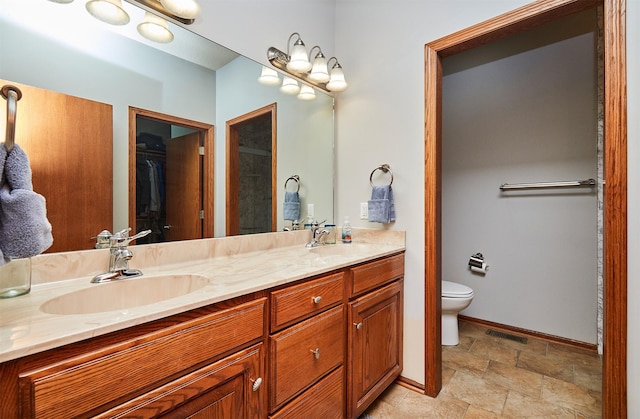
442 281 473 298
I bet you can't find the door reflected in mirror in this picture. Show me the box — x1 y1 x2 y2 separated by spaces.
129 107 214 243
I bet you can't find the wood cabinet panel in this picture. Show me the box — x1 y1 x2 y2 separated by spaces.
269 305 344 411
270 366 344 419
96 344 265 419
270 272 344 331
348 253 404 297
19 298 266 418
348 280 403 418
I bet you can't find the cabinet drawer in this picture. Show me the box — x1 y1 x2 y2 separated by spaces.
269 305 344 411
97 344 265 419
270 272 344 331
19 298 266 419
348 253 404 297
270 366 344 419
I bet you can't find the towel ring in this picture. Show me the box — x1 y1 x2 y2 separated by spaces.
284 175 300 192
369 164 393 187
1 85 22 153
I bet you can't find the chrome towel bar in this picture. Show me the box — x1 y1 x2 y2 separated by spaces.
1 84 23 152
499 178 596 190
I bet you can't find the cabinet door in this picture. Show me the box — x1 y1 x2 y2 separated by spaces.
97 344 266 418
348 280 403 418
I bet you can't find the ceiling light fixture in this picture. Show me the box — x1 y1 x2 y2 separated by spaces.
137 12 174 43
267 32 347 94
86 0 130 25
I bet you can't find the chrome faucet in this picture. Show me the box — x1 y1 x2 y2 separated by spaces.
91 228 151 283
306 220 329 248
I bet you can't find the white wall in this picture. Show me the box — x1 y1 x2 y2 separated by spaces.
441 11 598 343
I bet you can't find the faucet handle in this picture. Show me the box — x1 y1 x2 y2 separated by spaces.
110 229 151 247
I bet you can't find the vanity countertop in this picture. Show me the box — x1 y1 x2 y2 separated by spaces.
0 234 405 364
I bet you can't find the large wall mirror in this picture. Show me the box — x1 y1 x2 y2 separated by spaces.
0 0 334 252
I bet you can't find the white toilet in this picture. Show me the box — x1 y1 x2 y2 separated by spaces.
441 281 474 346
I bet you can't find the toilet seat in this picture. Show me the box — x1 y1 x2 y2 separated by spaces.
442 281 473 298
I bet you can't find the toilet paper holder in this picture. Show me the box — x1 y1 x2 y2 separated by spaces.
468 253 488 274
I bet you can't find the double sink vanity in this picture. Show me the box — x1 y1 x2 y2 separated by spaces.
0 229 405 418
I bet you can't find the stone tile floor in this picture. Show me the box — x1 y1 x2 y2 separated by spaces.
362 320 602 418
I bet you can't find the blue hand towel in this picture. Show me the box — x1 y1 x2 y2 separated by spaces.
0 144 53 264
283 191 301 221
368 185 396 224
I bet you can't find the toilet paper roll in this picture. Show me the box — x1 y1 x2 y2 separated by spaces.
470 263 488 274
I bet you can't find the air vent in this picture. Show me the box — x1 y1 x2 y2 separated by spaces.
486 329 528 344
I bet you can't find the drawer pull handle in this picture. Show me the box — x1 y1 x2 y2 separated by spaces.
251 377 263 391
310 348 321 359
312 296 322 304
354 322 363 330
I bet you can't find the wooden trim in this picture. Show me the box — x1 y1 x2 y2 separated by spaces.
603 0 628 415
394 376 425 393
424 43 442 398
424 0 627 416
128 107 215 238
271 105 278 233
459 315 598 353
225 103 277 236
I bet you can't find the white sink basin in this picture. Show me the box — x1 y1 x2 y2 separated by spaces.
307 244 360 256
40 274 210 315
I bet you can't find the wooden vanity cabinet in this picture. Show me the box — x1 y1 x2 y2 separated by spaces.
268 272 345 418
0 294 267 418
0 252 405 419
346 253 404 418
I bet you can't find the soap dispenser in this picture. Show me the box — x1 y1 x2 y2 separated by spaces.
341 216 352 243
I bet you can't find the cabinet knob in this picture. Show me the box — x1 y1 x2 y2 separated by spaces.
312 295 322 304
250 377 263 391
354 322 363 330
310 348 321 359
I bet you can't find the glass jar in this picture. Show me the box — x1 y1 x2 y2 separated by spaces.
324 224 336 244
0 258 31 298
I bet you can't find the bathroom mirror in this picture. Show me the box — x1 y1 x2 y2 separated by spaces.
0 0 334 251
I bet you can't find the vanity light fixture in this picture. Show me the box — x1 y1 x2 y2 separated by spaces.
160 0 200 19
325 57 348 92
131 0 198 25
257 66 281 86
267 32 347 93
86 0 130 25
297 85 316 101
307 46 330 83
137 12 174 43
280 77 301 95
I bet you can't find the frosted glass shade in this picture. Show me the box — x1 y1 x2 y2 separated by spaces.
308 55 330 83
287 43 311 73
137 12 174 43
326 65 348 92
86 0 130 25
297 85 316 100
258 67 280 86
160 0 200 19
280 77 300 94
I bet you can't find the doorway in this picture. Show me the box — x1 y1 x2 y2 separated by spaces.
128 107 214 243
423 0 627 417
225 103 277 236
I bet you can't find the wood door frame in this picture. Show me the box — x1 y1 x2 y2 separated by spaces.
225 103 277 236
424 0 627 416
128 107 214 238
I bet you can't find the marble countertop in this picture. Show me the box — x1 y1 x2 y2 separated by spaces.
0 236 404 364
